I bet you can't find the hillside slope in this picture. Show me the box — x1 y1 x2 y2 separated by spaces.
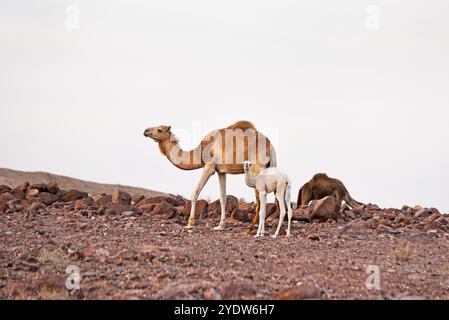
0 168 167 198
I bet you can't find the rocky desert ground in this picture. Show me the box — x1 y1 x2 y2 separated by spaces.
1 174 449 300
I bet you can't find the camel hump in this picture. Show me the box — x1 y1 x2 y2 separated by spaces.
313 173 328 179
226 120 256 131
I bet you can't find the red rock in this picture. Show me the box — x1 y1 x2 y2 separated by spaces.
138 196 177 206
7 199 31 212
60 189 88 202
105 203 137 215
37 192 59 206
276 285 323 300
75 197 94 210
26 188 40 200
29 184 48 192
203 287 223 300
0 192 15 204
308 196 340 222
230 208 250 222
132 194 145 205
112 190 132 205
0 185 11 194
266 203 278 218
138 203 156 213
11 188 26 200
28 202 46 212
415 209 432 218
182 200 208 219
238 202 256 214
16 181 30 192
93 194 112 206
153 201 176 217
46 182 59 194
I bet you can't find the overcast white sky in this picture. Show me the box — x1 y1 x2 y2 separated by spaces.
1 0 448 211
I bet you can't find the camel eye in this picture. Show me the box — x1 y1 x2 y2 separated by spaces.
157 128 163 133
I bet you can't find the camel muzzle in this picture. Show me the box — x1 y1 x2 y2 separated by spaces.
143 129 151 137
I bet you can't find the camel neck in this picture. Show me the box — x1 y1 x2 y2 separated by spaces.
244 170 256 188
159 136 203 171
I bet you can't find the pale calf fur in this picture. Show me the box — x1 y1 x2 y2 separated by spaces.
243 161 293 238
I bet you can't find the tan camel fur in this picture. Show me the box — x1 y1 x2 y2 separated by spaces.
297 173 364 209
144 121 277 232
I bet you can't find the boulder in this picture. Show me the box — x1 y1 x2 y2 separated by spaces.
182 200 209 219
152 201 176 217
0 185 11 194
92 194 112 206
230 208 251 222
238 202 256 214
0 192 16 204
7 199 30 212
60 189 88 202
276 285 323 300
105 203 138 215
29 184 48 193
26 188 40 200
308 196 340 222
28 202 46 212
415 209 432 219
11 188 26 200
46 182 59 194
265 203 278 218
75 197 95 210
137 203 156 213
132 194 145 205
137 196 177 206
37 192 59 206
15 181 30 192
112 190 132 205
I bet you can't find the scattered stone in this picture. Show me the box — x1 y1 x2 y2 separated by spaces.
60 189 88 202
37 192 59 206
308 235 320 241
132 194 145 205
230 208 251 222
112 190 132 205
183 200 209 219
153 201 176 217
308 196 340 222
276 285 323 300
415 209 432 219
26 188 40 200
28 202 46 212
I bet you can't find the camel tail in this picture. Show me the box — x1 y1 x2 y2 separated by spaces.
285 179 291 204
344 193 364 209
269 145 277 168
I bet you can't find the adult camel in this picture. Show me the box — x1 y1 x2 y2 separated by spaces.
143 120 277 232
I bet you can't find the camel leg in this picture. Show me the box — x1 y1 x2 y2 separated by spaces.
284 181 293 237
246 189 260 235
272 187 287 238
214 173 227 231
255 191 267 237
286 201 293 237
185 166 215 229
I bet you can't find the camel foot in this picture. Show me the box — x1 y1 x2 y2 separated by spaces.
184 218 196 229
271 234 278 239
213 223 225 231
286 233 292 238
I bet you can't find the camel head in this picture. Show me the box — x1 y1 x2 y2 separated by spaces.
143 125 172 142
243 160 252 173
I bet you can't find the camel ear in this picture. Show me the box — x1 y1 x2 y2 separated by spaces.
166 126 171 132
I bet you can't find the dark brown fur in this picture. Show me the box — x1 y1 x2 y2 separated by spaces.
297 173 364 209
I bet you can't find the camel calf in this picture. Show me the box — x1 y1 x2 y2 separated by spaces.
243 161 293 238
